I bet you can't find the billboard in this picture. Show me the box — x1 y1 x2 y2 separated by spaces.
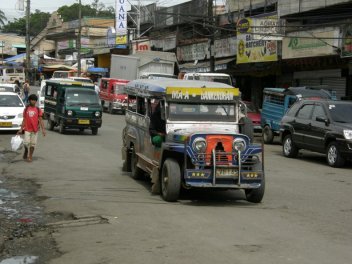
236 18 278 64
116 0 128 47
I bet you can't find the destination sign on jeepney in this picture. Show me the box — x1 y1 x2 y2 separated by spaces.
166 87 239 102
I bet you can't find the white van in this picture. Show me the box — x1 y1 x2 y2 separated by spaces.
183 72 233 86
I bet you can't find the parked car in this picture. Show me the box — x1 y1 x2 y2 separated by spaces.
122 79 264 203
0 91 25 131
242 101 261 132
261 86 335 144
280 99 352 167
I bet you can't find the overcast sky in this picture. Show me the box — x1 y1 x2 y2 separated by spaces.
2 0 191 22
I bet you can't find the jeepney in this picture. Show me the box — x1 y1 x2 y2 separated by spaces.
121 79 265 203
43 80 102 135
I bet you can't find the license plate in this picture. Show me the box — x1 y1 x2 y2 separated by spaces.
78 119 90 125
0 122 12 127
216 168 238 177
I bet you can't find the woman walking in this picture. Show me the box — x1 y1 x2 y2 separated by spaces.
23 79 30 104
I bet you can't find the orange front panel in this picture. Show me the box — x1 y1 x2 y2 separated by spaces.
205 135 233 164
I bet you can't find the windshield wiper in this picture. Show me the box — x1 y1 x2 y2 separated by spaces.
334 120 347 123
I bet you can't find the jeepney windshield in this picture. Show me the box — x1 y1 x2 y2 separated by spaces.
65 89 100 106
168 102 235 121
114 84 126 95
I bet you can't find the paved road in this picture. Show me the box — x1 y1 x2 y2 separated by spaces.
1 112 352 264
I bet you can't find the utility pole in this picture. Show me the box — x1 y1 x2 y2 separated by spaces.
208 0 215 72
25 0 31 81
77 0 82 76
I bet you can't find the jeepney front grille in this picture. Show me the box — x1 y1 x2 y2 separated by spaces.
192 151 260 168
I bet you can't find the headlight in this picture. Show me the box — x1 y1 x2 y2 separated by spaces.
18 113 23 118
67 110 73 116
95 111 101 117
344 129 352 140
192 137 207 153
233 138 246 152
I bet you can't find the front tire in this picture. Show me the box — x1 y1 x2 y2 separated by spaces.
282 134 298 158
326 142 345 167
91 127 98 135
47 119 55 131
161 159 181 202
263 126 274 144
245 175 265 203
108 104 114 114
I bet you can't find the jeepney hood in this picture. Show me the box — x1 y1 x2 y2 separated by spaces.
166 123 239 143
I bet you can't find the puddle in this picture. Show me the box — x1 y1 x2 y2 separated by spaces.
0 189 19 199
0 256 38 264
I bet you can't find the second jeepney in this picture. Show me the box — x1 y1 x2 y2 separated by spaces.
122 79 265 202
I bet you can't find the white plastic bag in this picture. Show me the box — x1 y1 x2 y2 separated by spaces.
11 135 23 151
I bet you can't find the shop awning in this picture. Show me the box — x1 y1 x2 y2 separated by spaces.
42 64 75 71
4 53 26 62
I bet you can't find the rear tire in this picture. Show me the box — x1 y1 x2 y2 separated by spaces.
263 126 274 144
326 141 345 167
282 134 298 158
245 175 265 203
59 120 65 134
161 159 181 202
130 148 144 179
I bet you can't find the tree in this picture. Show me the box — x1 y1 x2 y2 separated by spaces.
0 9 7 28
57 1 114 22
2 10 50 36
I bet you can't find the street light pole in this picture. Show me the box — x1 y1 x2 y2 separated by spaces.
25 0 31 81
77 0 82 76
208 0 215 72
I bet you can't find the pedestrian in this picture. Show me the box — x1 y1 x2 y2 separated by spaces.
17 94 46 162
22 79 30 104
14 80 21 95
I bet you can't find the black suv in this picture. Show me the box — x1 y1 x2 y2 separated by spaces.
280 100 352 167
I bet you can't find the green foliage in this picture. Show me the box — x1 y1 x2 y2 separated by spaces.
2 10 50 36
58 1 114 22
0 9 7 28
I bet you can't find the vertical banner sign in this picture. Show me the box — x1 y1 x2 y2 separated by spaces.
115 0 127 47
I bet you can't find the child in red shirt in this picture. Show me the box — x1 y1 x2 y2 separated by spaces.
17 94 46 162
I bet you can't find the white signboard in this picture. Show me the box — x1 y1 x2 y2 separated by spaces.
283 27 339 59
252 18 284 40
177 37 236 61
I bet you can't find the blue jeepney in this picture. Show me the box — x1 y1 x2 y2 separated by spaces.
121 79 265 203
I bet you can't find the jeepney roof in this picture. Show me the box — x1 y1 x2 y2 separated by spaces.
45 79 95 88
126 79 237 97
